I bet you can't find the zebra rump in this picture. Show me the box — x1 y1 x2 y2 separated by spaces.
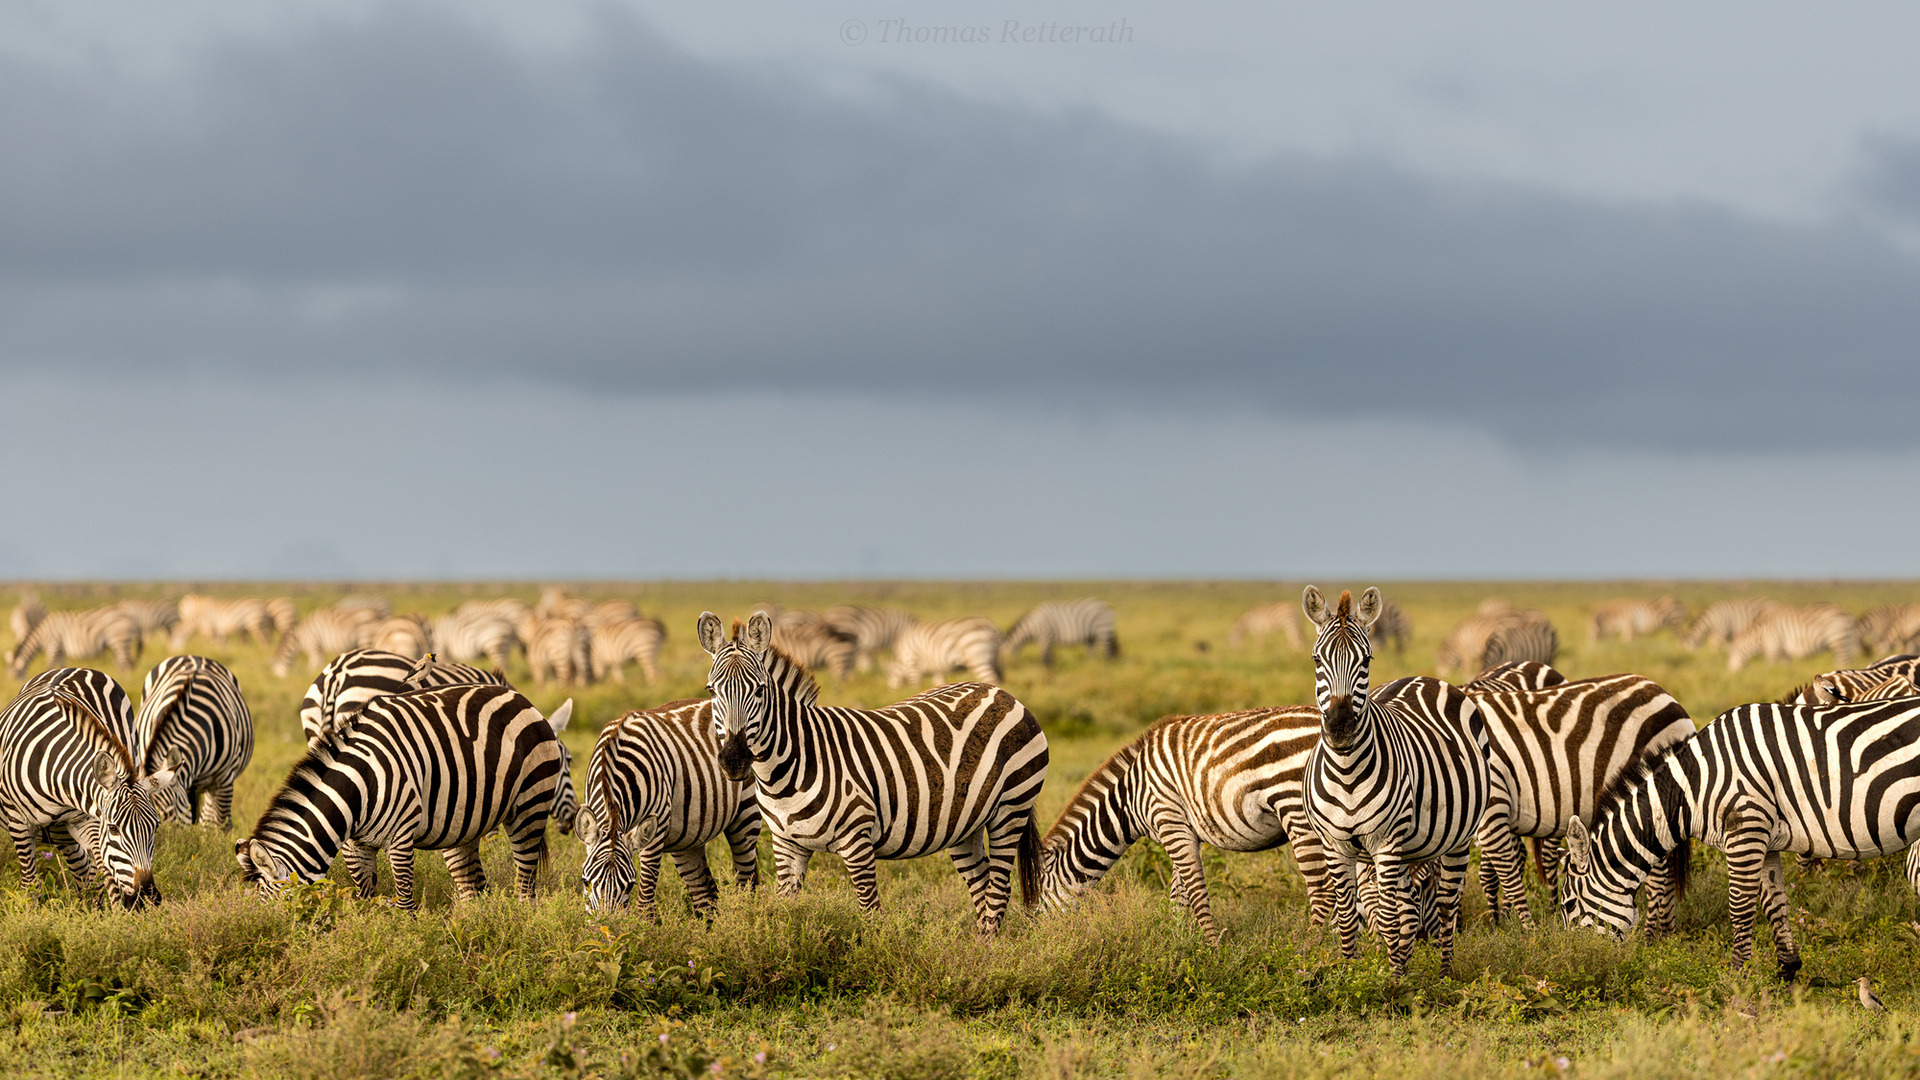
888 616 1002 687
137 656 255 828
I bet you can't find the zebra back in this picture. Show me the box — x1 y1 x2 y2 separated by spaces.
299 648 505 744
21 667 140 761
888 616 1002 687
136 656 255 826
1466 660 1568 693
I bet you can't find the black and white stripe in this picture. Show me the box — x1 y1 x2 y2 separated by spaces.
1858 605 1920 656
237 684 565 911
824 605 918 673
1003 598 1118 665
1683 597 1777 651
1727 603 1859 671
887 616 1002 687
298 648 506 745
589 616 666 685
1040 707 1330 940
578 697 761 917
431 607 520 671
700 611 1048 934
135 656 255 828
7 606 143 677
1779 655 1920 705
1588 597 1688 643
1300 586 1491 978
169 595 276 650
271 607 384 677
525 617 592 688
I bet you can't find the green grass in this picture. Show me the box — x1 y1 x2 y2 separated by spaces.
5 579 1920 1078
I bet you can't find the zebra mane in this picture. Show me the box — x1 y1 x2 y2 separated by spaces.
50 690 139 780
1041 719 1156 846
1582 739 1693 901
1776 684 1812 705
141 658 202 774
761 645 821 708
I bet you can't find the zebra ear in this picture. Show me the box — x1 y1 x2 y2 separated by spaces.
90 752 125 790
696 612 725 656
744 611 774 655
1302 586 1330 628
548 698 574 734
242 839 288 883
1356 588 1383 628
1565 817 1594 876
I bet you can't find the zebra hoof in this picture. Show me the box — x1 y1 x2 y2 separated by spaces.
1776 959 1802 984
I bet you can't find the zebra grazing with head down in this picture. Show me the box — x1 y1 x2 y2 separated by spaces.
7 606 142 676
1041 707 1331 940
169 595 276 650
700 611 1048 934
887 617 1002 688
271 606 385 677
1561 696 1920 979
589 616 666 684
1683 598 1777 651
115 599 180 646
1300 586 1492 978
431 608 520 671
1588 597 1687 643
1004 599 1118 666
1858 604 1920 656
135 656 254 829
824 605 918 673
0 673 166 908
237 684 564 911
578 698 761 918
1727 603 1859 671
526 617 592 688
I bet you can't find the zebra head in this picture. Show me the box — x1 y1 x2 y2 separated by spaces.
140 749 192 825
234 837 298 899
698 610 774 782
546 699 579 835
1303 586 1381 750
579 774 637 914
87 751 164 909
1557 816 1637 938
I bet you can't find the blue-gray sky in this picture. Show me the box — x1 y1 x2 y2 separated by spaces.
4 1 1919 578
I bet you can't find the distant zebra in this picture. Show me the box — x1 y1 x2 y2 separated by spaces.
1778 655 1920 705
526 617 591 688
1683 598 1777 650
170 595 276 650
430 609 519 671
332 594 391 620
765 610 854 681
359 614 433 659
457 597 530 624
298 648 507 746
1465 673 1696 930
136 657 254 829
1562 696 1920 978
824 606 918 673
1466 660 1568 693
1858 604 1920 656
1435 605 1555 679
271 606 384 677
265 597 298 641
0 673 164 908
582 600 641 630
1041 707 1331 940
579 697 761 917
1004 599 1118 666
10 593 44 643
887 616 1002 688
1481 616 1559 672
699 611 1048 934
6 606 142 676
1300 586 1490 978
1589 597 1688 643
1226 603 1303 650
589 617 666 684
237 684 564 911
116 599 180 646
535 588 590 621
1726 603 1857 671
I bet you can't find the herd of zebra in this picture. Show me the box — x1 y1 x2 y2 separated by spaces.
9 584 1920 987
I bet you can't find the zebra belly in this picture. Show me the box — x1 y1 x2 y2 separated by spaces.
1193 805 1292 853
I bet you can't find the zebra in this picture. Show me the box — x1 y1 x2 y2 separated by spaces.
430 608 520 671
454 597 529 625
1435 605 1554 678
535 587 591 621
10 592 45 643
699 611 1048 935
265 597 299 642
6 606 142 676
270 606 385 677
169 595 276 650
1727 603 1858 671
1778 655 1920 705
237 684 564 912
135 656 254 829
1040 707 1331 940
1683 598 1777 651
1858 604 1920 656
298 648 507 745
582 600 642 630
1466 660 1568 693
115 599 180 646
1480 616 1559 672
359 614 433 659
887 616 1002 688
578 697 761 917
1560 696 1920 979
1226 603 1304 650
1368 597 1412 654
824 605 918 673
589 616 666 684
1300 586 1491 978
0 675 166 908
332 594 391 620
1464 673 1697 930
526 617 592 688
765 610 854 681
1003 599 1118 666
1588 597 1688 643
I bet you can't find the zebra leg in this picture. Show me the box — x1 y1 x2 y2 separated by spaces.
672 847 721 916
203 783 236 831
1532 837 1564 894
7 818 41 889
1429 851 1472 980
950 811 1026 935
724 812 762 893
1372 857 1417 978
1327 852 1365 961
633 841 666 921
1283 812 1333 926
440 843 488 901
1154 818 1218 942
1721 812 1772 969
834 830 883 913
344 839 380 898
771 832 813 898
1474 816 1534 927
386 840 420 913
1759 852 1801 981
1643 855 1682 937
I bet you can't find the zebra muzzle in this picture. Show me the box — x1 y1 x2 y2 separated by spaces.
718 731 756 781
1322 695 1360 748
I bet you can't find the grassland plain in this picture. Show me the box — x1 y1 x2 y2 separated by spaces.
4 580 1920 1079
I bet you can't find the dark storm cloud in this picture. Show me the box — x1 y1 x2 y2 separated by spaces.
3 6 1920 449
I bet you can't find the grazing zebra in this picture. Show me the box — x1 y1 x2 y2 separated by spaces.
699 611 1048 934
1466 660 1568 693
169 595 276 650
457 597 530 624
431 609 519 671
270 606 384 677
1465 673 1697 929
1589 597 1688 643
1040 707 1331 940
1857 604 1920 656
762 610 854 681
1683 598 1777 650
6 606 142 676
824 605 918 673
237 684 564 911
887 616 1002 688
1435 605 1555 678
1561 696 1920 978
535 588 591 621
359 614 433 659
0 675 165 908
298 648 507 745
265 597 299 641
1778 655 1920 705
332 594 391 620
526 617 592 688
1226 603 1304 650
1481 616 1559 672
1726 603 1858 671
135 656 254 828
1004 599 1118 666
589 617 666 684
10 593 45 643
115 599 180 646
582 600 641 630
578 698 761 917
1300 586 1491 978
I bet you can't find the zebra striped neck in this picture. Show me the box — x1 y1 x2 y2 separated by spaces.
247 741 359 882
748 647 822 780
1040 739 1145 897
1571 746 1699 917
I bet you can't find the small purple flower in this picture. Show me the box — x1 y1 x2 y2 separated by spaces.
709 1064 723 1075
561 1012 577 1031
755 1051 767 1064
660 1033 671 1045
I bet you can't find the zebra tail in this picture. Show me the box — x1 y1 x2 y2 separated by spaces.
1667 837 1690 902
1017 815 1041 911
1527 836 1547 888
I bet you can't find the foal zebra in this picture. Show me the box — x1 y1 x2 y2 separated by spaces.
6 606 142 676
578 698 761 918
1004 599 1118 665
1561 696 1920 978
1300 586 1491 978
1040 707 1330 940
700 611 1048 934
238 684 564 911
136 657 255 828
887 617 1002 688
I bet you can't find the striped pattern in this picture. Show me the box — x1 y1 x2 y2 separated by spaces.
1004 599 1119 666
1588 597 1688 643
1466 660 1568 693
360 614 433 659
887 616 1002 688
6 606 142 676
299 648 507 745
1858 605 1920 656
237 684 564 911
271 607 384 677
116 599 180 645
1226 603 1304 650
768 611 855 681
1683 598 1777 650
1300 586 1491 978
579 697 761 917
169 595 276 650
1727 603 1858 671
137 656 255 828
589 616 666 685
699 611 1048 934
10 594 45 643
824 606 918 673
1040 707 1330 940
430 608 520 671
525 617 591 688
1778 655 1920 705
1562 696 1920 978
1435 604 1556 678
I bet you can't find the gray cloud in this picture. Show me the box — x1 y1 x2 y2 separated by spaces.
4 6 1920 449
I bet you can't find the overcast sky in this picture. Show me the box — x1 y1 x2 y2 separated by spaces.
4 1 1919 579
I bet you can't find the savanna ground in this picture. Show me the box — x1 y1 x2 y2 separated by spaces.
5 580 1920 1079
